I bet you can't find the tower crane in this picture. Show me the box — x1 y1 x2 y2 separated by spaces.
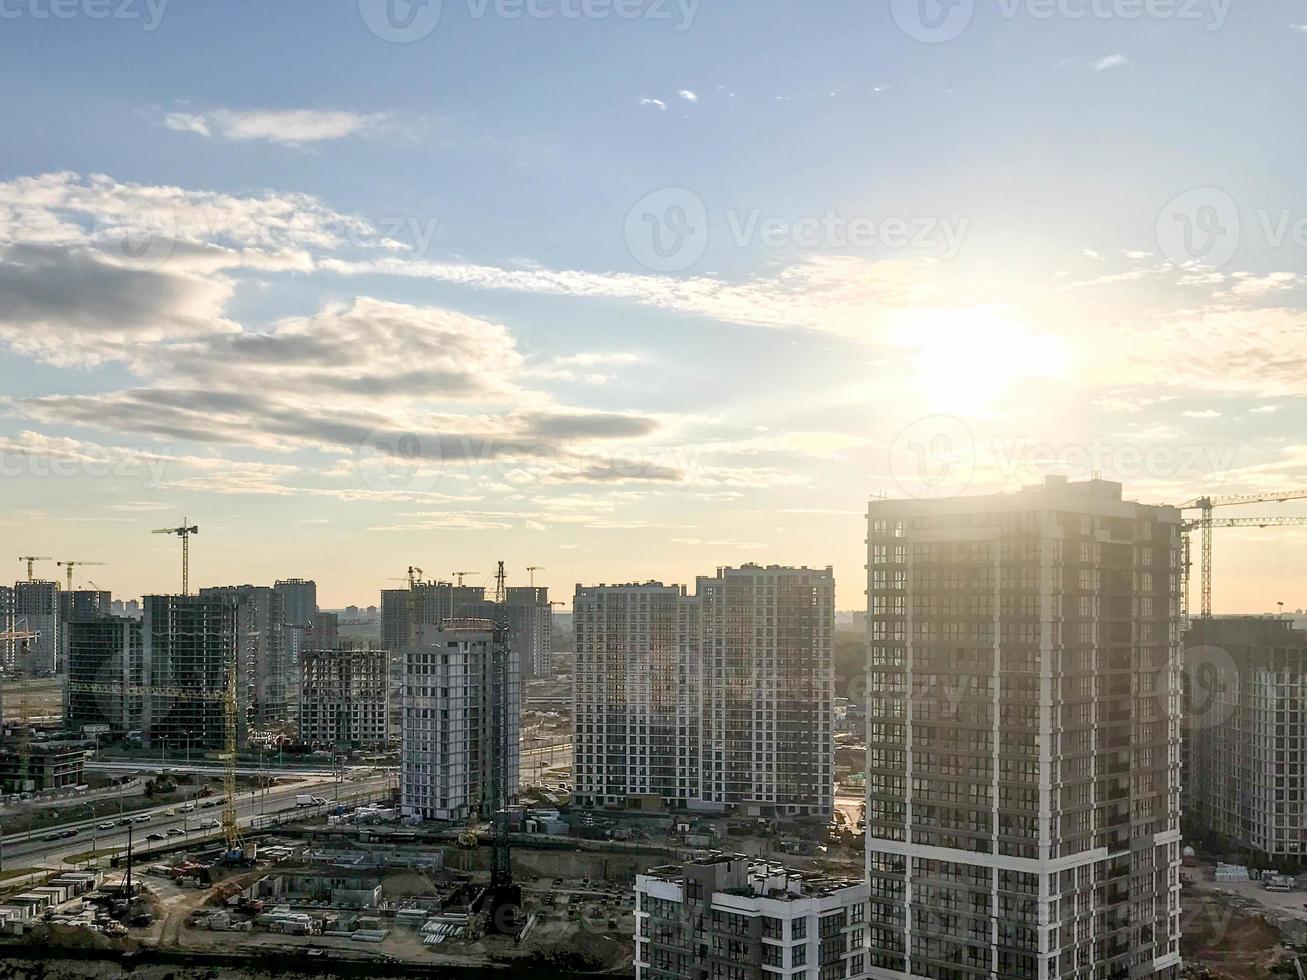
17 557 51 582
56 560 107 592
452 571 476 588
1179 490 1307 618
152 520 199 595
526 566 543 589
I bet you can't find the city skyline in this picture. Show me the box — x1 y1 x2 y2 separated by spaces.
5 4 1307 610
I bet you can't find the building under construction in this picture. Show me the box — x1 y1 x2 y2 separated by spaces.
142 594 247 752
199 585 290 730
1184 615 1307 864
299 648 390 749
381 581 487 652
65 615 144 735
12 580 59 676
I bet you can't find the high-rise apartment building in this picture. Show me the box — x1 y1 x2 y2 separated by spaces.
274 578 317 628
300 648 390 749
0 585 14 672
573 565 834 818
573 583 699 808
400 620 519 822
311 611 340 650
14 580 59 676
58 589 112 678
383 582 487 652
1183 616 1307 864
65 616 144 735
864 477 1182 980
634 854 870 980
199 585 289 729
142 594 246 751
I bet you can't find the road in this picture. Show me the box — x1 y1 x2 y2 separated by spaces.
1 773 391 870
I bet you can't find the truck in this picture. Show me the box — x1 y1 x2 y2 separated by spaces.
295 795 316 807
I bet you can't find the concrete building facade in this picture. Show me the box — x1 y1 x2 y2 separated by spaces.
573 583 700 809
573 565 834 818
65 615 144 735
635 854 870 980
142 594 247 751
300 648 390 749
864 477 1183 980
13 581 59 676
400 620 520 822
1183 616 1307 864
199 585 289 730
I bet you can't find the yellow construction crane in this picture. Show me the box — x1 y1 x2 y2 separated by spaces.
152 520 199 595
56 560 107 591
1180 491 1307 618
16 557 51 582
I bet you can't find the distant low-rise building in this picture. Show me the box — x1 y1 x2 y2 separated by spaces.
0 741 89 793
634 853 869 980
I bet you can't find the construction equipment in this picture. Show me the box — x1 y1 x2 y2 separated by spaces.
152 520 199 596
526 566 543 588
1180 491 1307 618
452 571 476 587
485 560 519 927
56 560 107 591
17 557 51 582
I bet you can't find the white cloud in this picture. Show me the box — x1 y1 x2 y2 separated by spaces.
639 98 668 111
678 90 699 103
164 108 393 145
1093 54 1128 71
1182 409 1222 419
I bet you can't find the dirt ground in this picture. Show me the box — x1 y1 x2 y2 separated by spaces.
1182 865 1299 979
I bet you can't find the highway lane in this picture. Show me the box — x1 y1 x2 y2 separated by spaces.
2 775 391 867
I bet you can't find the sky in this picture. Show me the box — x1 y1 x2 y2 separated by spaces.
4 0 1307 611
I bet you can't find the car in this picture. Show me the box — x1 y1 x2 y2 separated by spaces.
97 822 115 830
118 817 134 826
133 814 152 823
60 828 78 838
179 803 196 813
200 818 220 829
145 832 164 841
167 827 184 836
43 832 61 842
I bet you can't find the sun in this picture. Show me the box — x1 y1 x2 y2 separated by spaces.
893 307 1069 416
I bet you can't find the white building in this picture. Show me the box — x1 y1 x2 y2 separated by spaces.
635 853 869 980
865 477 1182 980
573 565 834 818
400 620 519 822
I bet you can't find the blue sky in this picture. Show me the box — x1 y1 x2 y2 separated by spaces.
4 0 1307 609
